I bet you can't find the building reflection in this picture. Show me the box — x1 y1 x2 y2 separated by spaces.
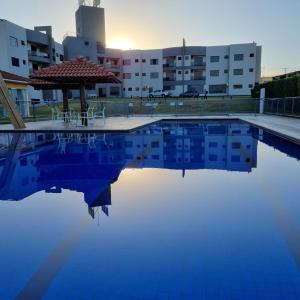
0 121 297 219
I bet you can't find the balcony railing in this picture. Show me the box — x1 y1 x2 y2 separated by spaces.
191 62 206 67
163 63 176 68
28 50 49 58
163 77 177 82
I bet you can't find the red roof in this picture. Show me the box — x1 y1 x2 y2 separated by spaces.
29 56 121 84
0 70 28 84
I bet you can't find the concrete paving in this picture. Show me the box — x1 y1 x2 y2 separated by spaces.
0 114 299 144
240 115 300 144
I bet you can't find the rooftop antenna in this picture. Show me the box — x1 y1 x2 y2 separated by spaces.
93 0 101 7
78 0 100 6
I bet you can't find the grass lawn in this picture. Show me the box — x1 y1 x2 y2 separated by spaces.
0 96 258 124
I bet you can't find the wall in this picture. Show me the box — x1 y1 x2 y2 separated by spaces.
0 20 29 77
228 43 258 96
122 49 163 98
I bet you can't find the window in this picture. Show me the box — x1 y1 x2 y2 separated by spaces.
224 55 229 59
84 41 89 46
125 141 133 148
123 59 131 66
9 36 18 47
150 59 159 65
249 68 254 72
178 70 182 75
250 53 255 58
209 154 218 161
136 87 140 91
185 70 189 74
135 72 139 77
232 142 241 149
248 84 253 88
231 155 241 162
185 56 189 60
209 142 218 148
128 87 133 91
11 57 20 67
152 155 160 160
142 59 146 63
224 69 229 74
233 84 243 89
123 73 131 79
233 69 243 76
135 59 139 63
210 70 219 77
142 73 146 77
23 60 26 65
21 40 25 46
210 56 220 63
178 56 182 61
60 54 64 62
234 54 244 61
151 141 160 148
209 84 227 94
150 72 159 79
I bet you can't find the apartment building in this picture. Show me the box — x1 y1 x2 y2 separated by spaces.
62 3 262 98
0 19 64 109
1 2 262 104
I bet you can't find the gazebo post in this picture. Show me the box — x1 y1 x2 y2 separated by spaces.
80 82 88 126
62 88 69 113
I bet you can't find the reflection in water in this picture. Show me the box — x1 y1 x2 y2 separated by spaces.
0 121 298 220
1 121 300 300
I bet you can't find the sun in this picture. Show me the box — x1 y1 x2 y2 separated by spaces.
107 39 134 50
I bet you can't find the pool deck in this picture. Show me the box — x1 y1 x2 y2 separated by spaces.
0 114 300 144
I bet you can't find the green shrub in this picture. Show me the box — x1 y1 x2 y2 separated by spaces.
252 75 300 98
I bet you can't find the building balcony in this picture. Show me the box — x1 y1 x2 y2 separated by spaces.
28 51 50 64
163 77 176 82
163 63 176 68
191 61 206 67
191 76 206 81
105 63 122 70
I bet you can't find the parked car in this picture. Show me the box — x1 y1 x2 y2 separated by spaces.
149 90 171 98
179 91 200 98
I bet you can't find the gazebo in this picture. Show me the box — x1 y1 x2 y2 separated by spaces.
29 56 121 123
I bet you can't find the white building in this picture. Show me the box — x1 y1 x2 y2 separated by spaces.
122 49 163 98
206 43 262 96
0 19 64 107
63 3 262 98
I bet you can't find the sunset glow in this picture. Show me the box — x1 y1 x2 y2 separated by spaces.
107 39 134 50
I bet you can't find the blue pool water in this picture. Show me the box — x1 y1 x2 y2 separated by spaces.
0 120 300 300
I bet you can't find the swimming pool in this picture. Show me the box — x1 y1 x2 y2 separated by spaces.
0 120 300 300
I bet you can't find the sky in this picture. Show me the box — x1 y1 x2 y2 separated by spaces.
1 0 299 76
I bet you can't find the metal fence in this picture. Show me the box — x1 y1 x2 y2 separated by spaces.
264 97 300 117
90 98 260 117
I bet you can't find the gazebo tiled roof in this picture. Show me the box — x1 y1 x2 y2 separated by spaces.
29 56 121 84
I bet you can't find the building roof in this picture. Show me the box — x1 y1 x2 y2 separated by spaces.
29 56 121 84
0 70 29 84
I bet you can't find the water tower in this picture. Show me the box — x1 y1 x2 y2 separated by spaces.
76 0 106 48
